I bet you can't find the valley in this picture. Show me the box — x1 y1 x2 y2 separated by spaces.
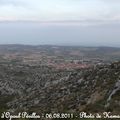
0 45 120 119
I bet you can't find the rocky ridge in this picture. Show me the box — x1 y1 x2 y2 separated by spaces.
0 61 120 116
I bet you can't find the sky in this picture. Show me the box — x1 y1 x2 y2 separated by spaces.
0 0 120 47
0 0 120 21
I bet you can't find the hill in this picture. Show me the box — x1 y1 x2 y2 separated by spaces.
0 45 120 119
0 61 120 119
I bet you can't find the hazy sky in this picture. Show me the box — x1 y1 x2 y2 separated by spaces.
0 0 120 21
0 0 120 46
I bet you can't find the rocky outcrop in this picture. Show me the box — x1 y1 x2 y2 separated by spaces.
0 62 120 114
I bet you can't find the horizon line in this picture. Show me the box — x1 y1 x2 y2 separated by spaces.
0 19 120 23
0 43 120 48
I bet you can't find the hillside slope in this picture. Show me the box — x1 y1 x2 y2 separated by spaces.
0 61 120 118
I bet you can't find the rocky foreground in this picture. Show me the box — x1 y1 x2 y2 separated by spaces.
0 61 120 119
